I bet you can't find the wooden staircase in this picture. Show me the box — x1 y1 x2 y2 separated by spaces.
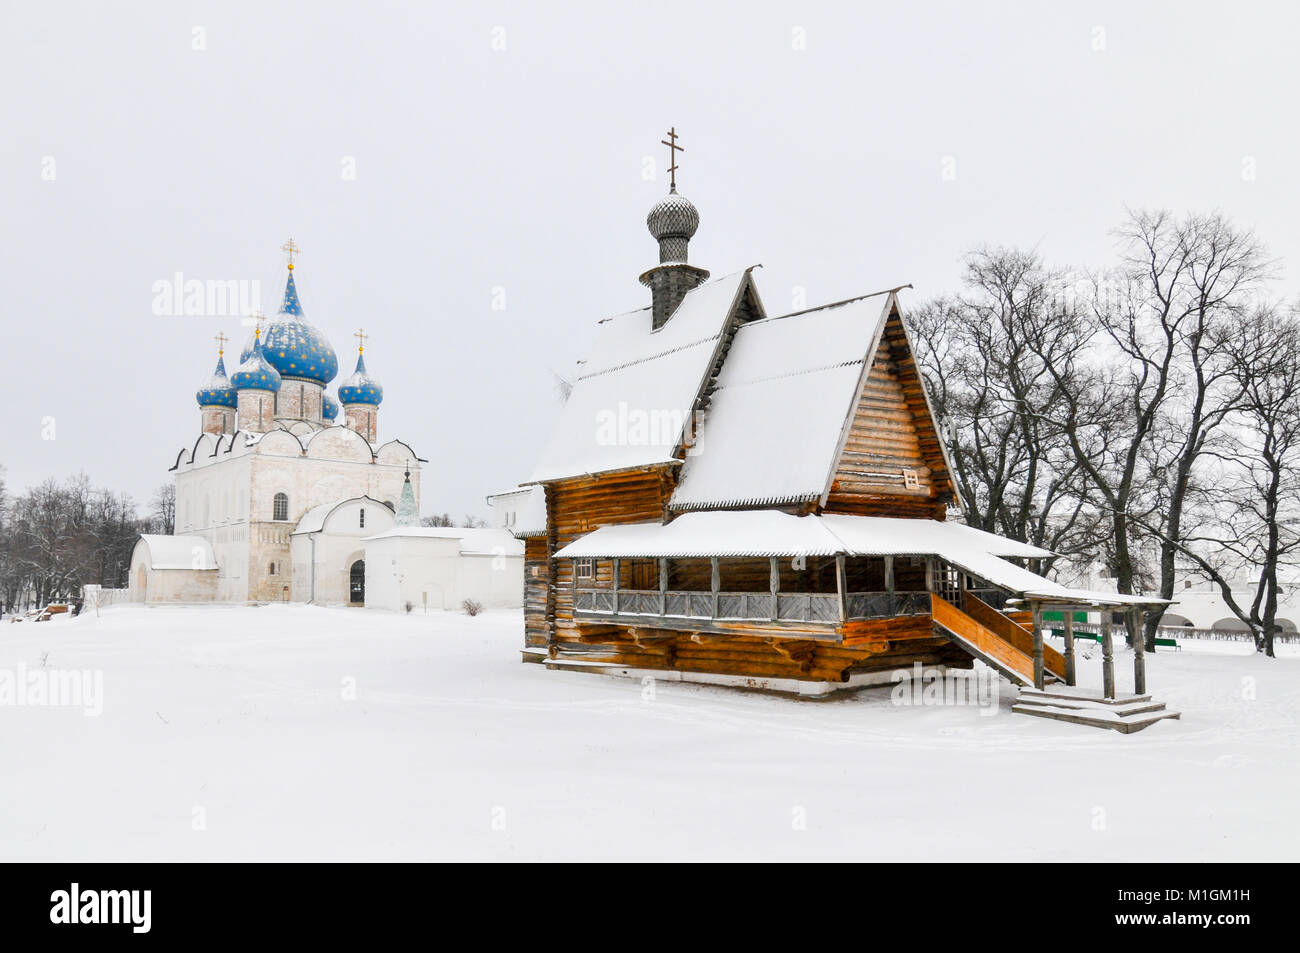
930 594 1180 731
1013 688 1181 733
929 593 1044 687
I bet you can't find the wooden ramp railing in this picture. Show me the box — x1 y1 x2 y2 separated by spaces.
929 593 1036 687
965 595 1067 681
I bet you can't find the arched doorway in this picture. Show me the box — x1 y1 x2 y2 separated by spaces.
349 560 365 606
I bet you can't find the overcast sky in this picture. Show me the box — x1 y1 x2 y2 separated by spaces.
4 1 1298 519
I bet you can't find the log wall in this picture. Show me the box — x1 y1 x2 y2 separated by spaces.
824 310 953 519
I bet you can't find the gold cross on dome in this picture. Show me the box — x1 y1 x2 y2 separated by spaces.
248 309 266 337
660 127 685 190
354 328 369 352
281 238 300 269
214 331 229 355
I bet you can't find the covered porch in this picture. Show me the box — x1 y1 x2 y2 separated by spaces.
556 511 1172 699
571 552 1001 627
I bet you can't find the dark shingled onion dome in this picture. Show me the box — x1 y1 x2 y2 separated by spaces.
645 188 700 264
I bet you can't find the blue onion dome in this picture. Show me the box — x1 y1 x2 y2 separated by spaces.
261 267 339 385
322 393 340 421
238 327 258 363
196 352 238 408
647 188 700 241
230 331 282 392
338 350 383 406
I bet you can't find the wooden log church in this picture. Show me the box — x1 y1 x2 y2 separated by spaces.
513 132 1177 730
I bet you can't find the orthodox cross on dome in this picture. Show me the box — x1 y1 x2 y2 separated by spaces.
281 237 300 270
354 328 369 353
214 331 229 356
249 309 266 339
660 127 684 192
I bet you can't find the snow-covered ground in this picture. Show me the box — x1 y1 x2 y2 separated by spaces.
2 605 1297 861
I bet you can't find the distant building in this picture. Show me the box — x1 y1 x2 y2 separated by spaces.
124 244 521 610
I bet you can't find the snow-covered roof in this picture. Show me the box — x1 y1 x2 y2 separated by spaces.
528 270 755 483
818 514 1054 560
292 496 391 535
511 485 547 537
671 294 891 509
555 510 845 558
363 526 525 556
293 502 336 535
135 534 218 571
554 512 1163 607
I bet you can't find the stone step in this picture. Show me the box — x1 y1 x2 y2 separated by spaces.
1018 687 1152 707
1011 702 1181 733
1014 696 1168 718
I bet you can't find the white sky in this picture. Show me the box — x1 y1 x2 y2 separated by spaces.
3 1 1297 519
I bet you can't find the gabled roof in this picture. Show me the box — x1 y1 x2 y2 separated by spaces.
528 269 760 483
671 293 892 509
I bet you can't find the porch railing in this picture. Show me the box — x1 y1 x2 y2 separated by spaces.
574 588 930 624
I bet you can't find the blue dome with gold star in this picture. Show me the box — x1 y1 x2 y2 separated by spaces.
261 268 339 385
338 351 383 406
322 393 340 421
231 334 282 392
196 354 238 408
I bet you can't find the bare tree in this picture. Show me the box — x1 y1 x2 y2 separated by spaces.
1139 307 1300 656
150 483 176 535
912 248 1106 573
1043 210 1273 647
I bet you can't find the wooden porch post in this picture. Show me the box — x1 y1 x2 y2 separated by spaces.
836 554 848 622
658 557 668 615
1063 611 1077 687
1030 601 1045 690
769 556 780 622
1101 611 1116 699
710 557 720 619
1131 607 1147 695
612 558 621 615
925 557 934 593
884 555 894 594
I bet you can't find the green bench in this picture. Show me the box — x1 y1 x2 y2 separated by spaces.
1050 629 1179 650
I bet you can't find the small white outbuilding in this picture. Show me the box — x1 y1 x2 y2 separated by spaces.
361 527 525 612
128 535 220 603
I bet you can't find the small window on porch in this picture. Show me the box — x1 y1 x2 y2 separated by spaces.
575 558 595 581
903 468 920 489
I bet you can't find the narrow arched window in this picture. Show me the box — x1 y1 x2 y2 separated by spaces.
273 492 289 521
359 507 366 528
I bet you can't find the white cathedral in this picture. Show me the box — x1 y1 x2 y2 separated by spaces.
126 245 523 611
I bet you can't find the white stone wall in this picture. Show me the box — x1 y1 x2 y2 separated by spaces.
237 389 275 431
363 535 524 612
